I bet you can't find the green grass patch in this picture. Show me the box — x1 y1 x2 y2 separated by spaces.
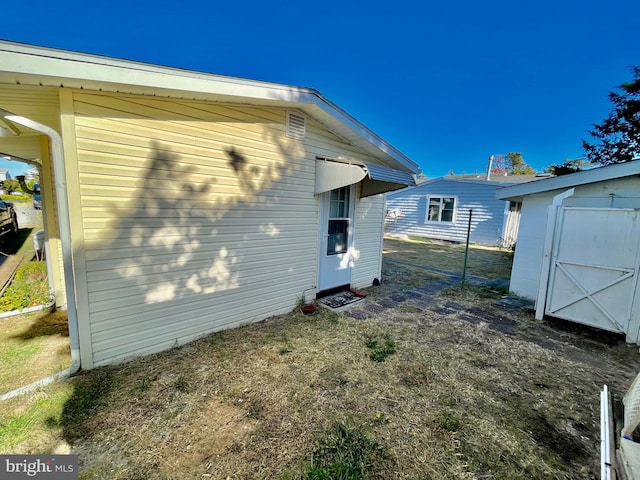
0 261 50 312
0 195 31 203
2 340 42 363
364 334 396 362
0 382 74 453
303 422 392 480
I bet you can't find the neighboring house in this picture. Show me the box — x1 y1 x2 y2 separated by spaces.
497 161 640 343
0 41 419 369
385 174 543 247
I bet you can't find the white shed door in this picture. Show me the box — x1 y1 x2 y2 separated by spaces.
546 207 640 334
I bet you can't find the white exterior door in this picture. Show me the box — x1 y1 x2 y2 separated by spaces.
545 207 640 337
318 185 356 291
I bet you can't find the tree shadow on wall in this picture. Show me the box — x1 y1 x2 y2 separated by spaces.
81 137 309 364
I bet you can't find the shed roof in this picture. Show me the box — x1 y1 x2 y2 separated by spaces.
0 40 419 174
496 161 640 200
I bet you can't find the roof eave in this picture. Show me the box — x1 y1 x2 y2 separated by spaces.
496 161 640 200
0 40 419 174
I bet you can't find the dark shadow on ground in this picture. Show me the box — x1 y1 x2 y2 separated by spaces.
538 316 627 347
0 227 33 257
11 310 69 340
58 368 120 442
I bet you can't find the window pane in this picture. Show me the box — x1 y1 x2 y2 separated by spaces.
330 187 349 218
428 198 441 221
330 200 344 218
441 198 455 222
327 219 348 255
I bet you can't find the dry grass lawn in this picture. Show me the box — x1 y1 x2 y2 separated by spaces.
1 239 639 479
383 236 513 279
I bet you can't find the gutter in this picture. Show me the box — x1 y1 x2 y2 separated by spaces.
0 108 81 401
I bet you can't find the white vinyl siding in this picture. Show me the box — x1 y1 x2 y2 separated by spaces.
68 91 321 366
386 179 511 246
507 195 550 300
351 190 385 289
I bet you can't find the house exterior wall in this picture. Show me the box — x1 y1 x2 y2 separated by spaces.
351 189 385 288
385 179 509 246
59 89 387 367
510 176 640 301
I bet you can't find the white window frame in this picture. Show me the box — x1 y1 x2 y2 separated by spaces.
425 195 457 223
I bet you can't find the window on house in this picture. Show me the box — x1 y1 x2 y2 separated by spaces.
327 187 350 255
426 196 455 222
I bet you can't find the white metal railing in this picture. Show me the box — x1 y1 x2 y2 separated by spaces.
603 373 640 479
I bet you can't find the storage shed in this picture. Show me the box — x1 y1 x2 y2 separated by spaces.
496 161 640 343
0 41 419 369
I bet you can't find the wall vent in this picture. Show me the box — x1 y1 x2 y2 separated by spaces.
286 111 306 140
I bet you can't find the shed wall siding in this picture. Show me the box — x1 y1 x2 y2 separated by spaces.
508 194 552 300
69 91 326 366
510 177 640 301
385 180 508 246
563 177 640 209
351 191 384 289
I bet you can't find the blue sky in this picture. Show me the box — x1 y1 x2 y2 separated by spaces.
1 0 638 178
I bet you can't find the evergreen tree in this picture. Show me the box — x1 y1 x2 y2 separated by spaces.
583 66 640 165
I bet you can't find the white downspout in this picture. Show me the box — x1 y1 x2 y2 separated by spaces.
0 108 81 401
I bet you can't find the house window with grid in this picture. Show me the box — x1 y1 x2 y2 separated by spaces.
426 196 455 223
327 187 350 255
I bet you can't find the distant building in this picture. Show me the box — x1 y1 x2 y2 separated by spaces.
386 173 551 248
25 168 39 182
